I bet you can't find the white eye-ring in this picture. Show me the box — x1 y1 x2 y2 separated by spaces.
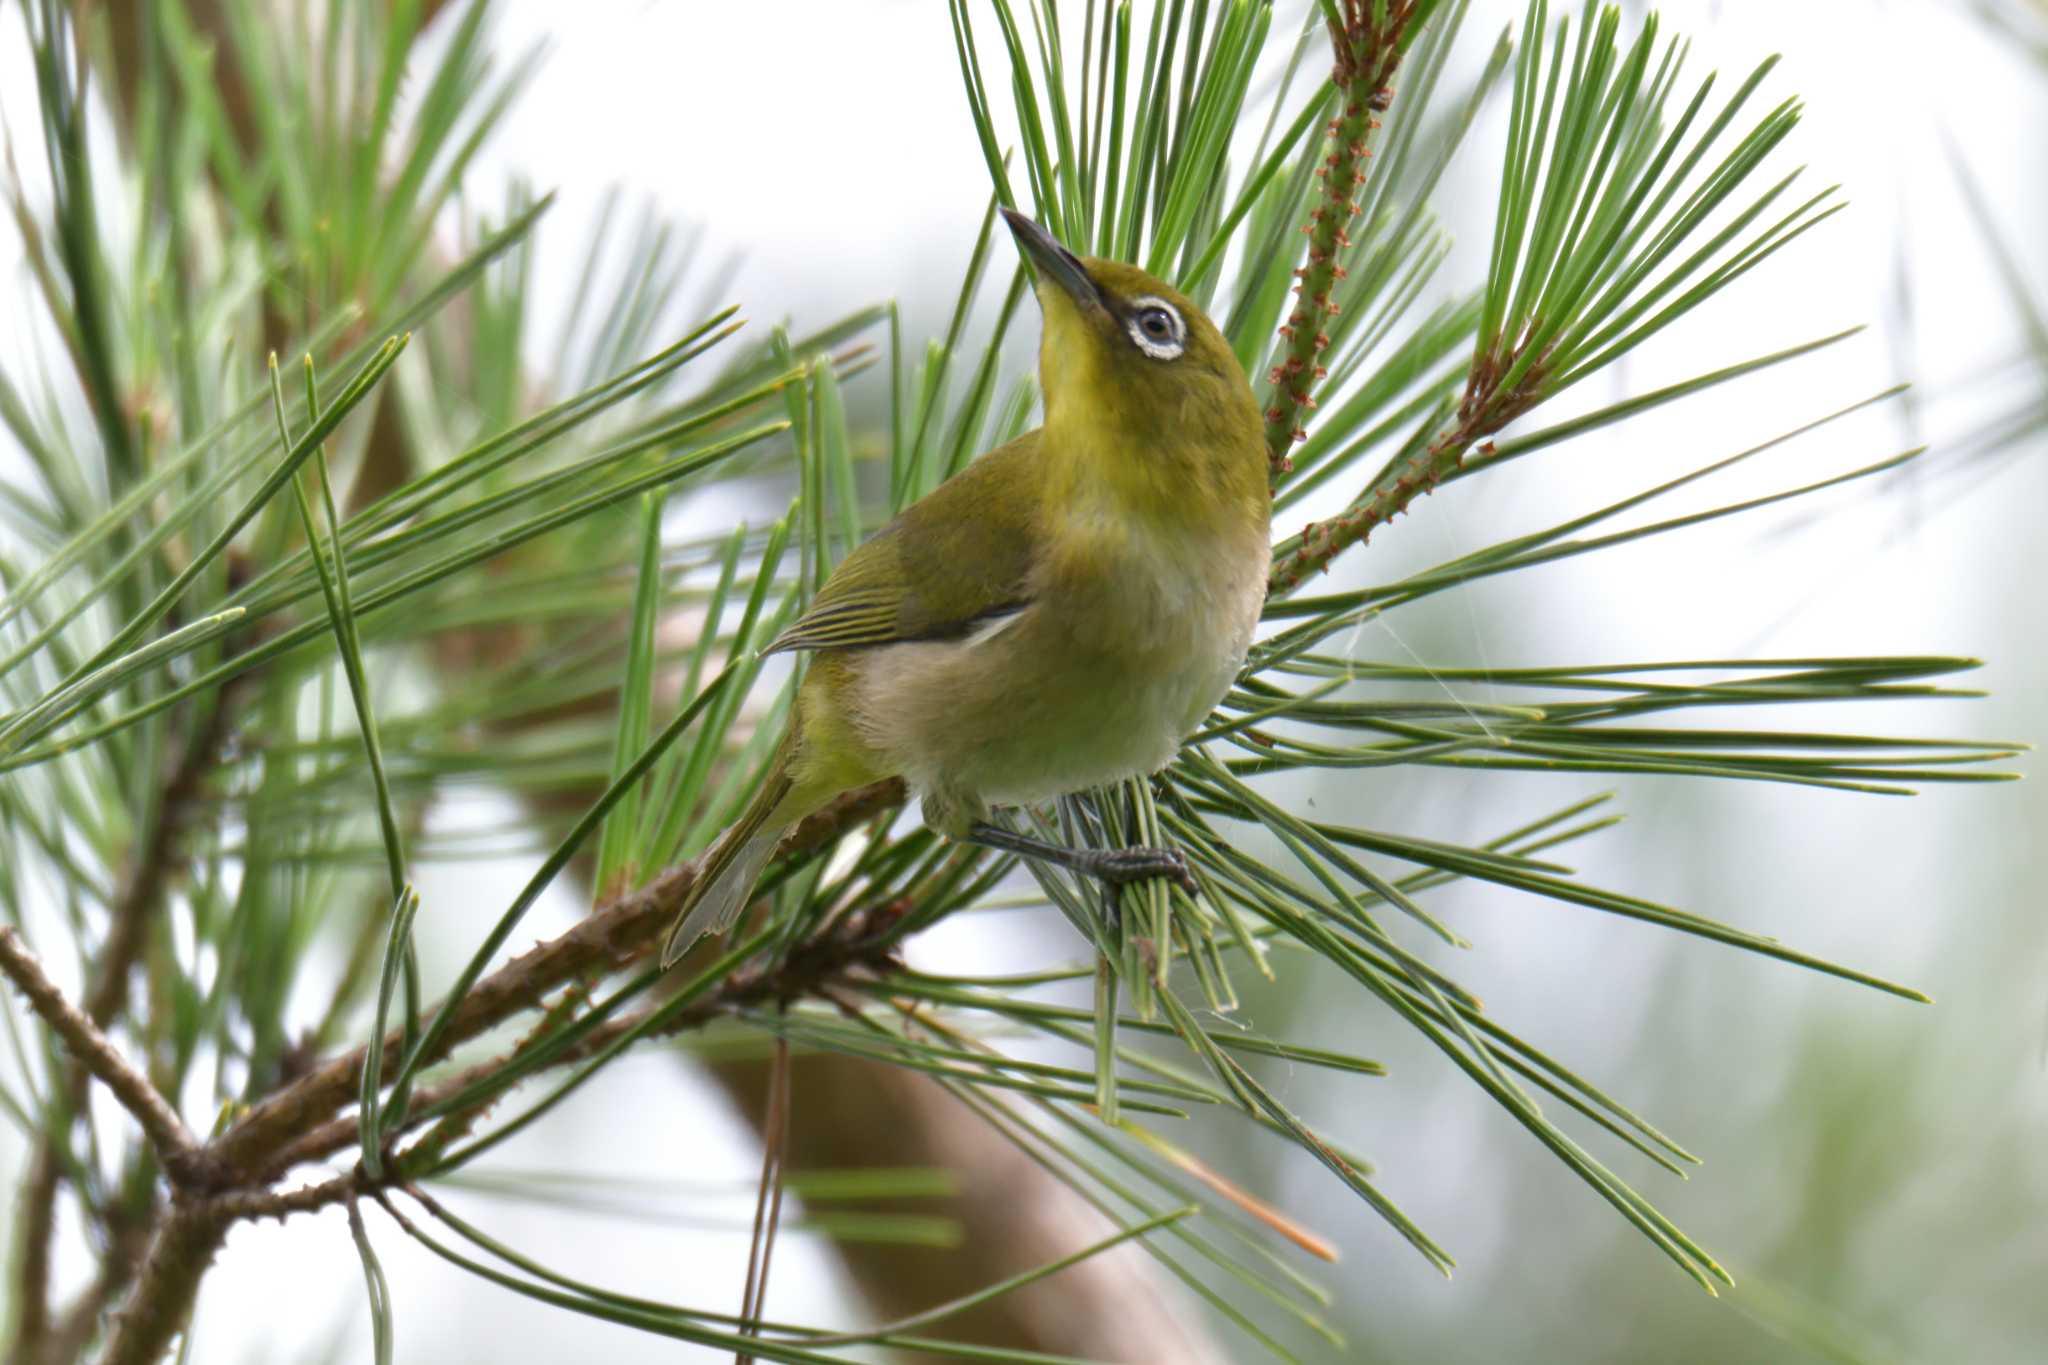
1124 296 1186 360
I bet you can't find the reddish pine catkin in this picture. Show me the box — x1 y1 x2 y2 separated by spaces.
1261 1 1417 484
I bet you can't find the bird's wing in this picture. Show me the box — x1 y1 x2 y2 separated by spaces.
763 431 1043 655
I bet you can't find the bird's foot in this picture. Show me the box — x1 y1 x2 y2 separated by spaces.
964 822 1199 896
1071 844 1199 896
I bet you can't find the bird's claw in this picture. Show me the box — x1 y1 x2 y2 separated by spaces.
1091 845 1199 896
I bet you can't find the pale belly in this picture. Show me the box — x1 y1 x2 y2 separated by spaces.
848 531 1268 833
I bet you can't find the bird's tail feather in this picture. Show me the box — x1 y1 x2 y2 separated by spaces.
661 755 795 968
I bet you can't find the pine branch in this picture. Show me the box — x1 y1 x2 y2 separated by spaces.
1261 0 1425 477
39 1220 150 1365
71 780 895 1365
76 778 1237 1365
0 929 201 1181
1271 0 1833 593
93 1207 230 1365
1268 401 1494 593
205 779 905 1183
6 690 231 1365
9 1141 59 1361
265 885 915 1179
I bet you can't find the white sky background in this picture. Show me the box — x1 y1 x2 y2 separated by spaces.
2 1 2045 1361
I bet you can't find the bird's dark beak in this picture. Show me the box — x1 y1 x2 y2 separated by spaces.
1002 207 1104 313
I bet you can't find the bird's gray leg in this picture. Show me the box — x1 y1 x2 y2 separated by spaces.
965 822 1198 894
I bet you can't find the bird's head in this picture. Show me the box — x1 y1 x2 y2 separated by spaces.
1003 209 1265 513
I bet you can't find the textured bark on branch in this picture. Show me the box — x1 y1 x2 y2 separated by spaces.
92 1209 229 1365
0 930 199 1181
205 782 904 1183
1261 0 1422 478
7 682 231 1365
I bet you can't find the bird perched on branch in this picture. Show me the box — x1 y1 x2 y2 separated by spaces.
664 210 1270 965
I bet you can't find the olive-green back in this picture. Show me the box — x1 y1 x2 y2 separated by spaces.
763 431 1044 655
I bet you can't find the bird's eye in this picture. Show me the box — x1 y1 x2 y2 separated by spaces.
1124 297 1186 360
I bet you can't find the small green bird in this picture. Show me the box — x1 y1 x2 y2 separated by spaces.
662 210 1271 964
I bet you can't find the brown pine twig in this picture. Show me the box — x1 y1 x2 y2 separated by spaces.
261 894 903 1178
40 1218 152 1365
1255 1 1553 595
188 1172 365 1224
8 693 230 1363
1268 423 1469 594
0 929 202 1183
1268 341 1545 594
391 974 598 1176
10 1146 61 1360
84 784 901 1365
93 1206 230 1365
1261 0 1422 482
159 896 911 1236
205 777 905 1184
